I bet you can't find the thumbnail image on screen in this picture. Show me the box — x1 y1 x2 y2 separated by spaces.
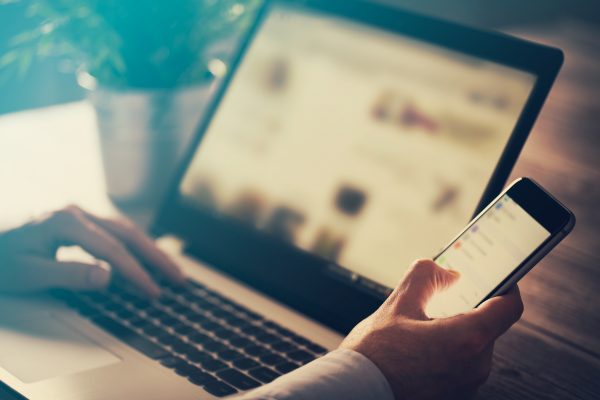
426 194 550 317
180 4 537 289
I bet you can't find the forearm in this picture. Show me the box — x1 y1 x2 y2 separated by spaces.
242 348 394 400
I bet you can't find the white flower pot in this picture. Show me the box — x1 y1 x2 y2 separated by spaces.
78 72 216 208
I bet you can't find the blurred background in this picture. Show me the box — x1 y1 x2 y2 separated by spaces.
0 1 598 399
1 0 598 115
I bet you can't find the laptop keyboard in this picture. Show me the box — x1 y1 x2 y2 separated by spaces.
54 279 328 397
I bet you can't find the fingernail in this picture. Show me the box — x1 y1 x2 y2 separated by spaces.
88 266 111 289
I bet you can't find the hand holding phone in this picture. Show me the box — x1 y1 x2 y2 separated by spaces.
426 178 575 318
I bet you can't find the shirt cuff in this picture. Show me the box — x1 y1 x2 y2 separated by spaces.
242 348 394 400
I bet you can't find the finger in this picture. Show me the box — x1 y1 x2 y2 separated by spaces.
82 212 185 284
44 208 160 297
1 256 111 292
448 285 523 345
391 259 460 318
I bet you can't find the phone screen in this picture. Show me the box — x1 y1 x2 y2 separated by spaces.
426 193 551 317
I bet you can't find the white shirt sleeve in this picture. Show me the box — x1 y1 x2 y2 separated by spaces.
241 348 394 400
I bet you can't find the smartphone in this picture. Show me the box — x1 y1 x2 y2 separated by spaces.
426 177 575 318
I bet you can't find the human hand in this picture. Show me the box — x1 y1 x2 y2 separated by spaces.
340 259 523 400
0 205 184 297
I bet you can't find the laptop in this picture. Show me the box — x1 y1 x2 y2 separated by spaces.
0 0 563 398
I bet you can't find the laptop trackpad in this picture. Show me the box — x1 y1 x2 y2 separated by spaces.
0 313 121 383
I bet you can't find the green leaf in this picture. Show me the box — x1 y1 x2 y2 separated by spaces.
0 50 19 68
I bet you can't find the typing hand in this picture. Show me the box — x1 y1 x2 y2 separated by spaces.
0 205 184 297
340 259 523 400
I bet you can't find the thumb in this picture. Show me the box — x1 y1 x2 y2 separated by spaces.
16 257 112 291
391 259 460 319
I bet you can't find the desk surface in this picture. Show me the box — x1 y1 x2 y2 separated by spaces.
0 24 599 400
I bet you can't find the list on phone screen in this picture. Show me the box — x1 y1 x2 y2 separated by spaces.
426 194 550 317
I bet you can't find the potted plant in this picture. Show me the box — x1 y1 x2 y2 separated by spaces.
1 0 261 207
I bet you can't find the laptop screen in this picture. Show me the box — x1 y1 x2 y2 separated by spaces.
179 4 536 291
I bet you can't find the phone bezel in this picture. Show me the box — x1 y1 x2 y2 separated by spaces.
434 177 575 307
507 178 573 233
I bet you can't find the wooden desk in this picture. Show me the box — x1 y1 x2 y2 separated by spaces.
0 24 598 400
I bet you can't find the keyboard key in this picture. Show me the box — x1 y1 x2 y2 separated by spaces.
260 353 286 366
114 292 139 303
145 308 167 319
244 345 271 357
195 301 218 312
271 341 298 353
115 308 135 319
240 310 263 321
155 332 180 346
289 335 312 346
213 327 238 340
201 358 228 372
233 357 260 370
275 361 300 373
287 350 315 363
222 315 246 327
218 349 244 361
255 333 280 344
157 314 179 326
173 361 199 377
160 298 179 308
228 336 254 348
273 327 295 338
169 304 189 314
159 356 184 368
170 340 197 355
93 316 168 359
130 299 152 310
185 312 211 324
217 369 261 390
187 349 213 363
103 302 123 312
248 366 281 383
188 332 212 345
142 324 165 338
199 320 223 332
242 325 268 338
202 380 238 397
188 370 219 386
306 343 328 354
203 340 229 353
126 315 147 327
262 321 281 330
210 309 235 320
172 323 196 336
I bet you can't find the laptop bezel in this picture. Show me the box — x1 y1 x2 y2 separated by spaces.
152 0 563 333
